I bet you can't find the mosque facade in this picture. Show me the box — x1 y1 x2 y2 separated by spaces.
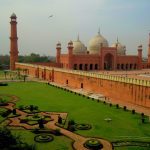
56 30 150 71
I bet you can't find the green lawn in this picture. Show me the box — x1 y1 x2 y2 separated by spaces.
0 82 150 150
12 130 73 150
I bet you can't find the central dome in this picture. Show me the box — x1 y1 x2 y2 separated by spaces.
73 36 87 54
88 31 109 54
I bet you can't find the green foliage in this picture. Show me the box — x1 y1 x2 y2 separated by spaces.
0 127 35 150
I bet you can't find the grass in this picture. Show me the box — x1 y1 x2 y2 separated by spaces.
12 130 73 150
0 81 150 150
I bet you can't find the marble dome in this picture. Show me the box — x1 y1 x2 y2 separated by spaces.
88 31 109 54
73 36 87 54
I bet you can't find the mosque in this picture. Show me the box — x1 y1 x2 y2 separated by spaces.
10 13 150 71
9 13 150 109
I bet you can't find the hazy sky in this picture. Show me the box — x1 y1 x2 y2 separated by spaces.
0 0 150 57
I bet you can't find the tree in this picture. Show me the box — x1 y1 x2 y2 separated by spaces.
38 119 44 129
0 127 35 150
23 75 28 82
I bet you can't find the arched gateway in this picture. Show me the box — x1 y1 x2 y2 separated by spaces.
104 53 114 70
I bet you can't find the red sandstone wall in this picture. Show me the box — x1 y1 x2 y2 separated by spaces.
15 63 150 108
53 70 150 108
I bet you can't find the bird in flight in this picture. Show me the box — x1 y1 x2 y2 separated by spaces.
48 15 53 18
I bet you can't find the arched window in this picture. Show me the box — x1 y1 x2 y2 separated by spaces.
79 64 82 70
85 64 88 71
121 64 124 70
90 64 93 70
117 64 120 70
81 83 83 88
95 64 98 70
126 64 128 70
74 64 77 70
66 80 68 85
134 64 137 69
130 64 132 70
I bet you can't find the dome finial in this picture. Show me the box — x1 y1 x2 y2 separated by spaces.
98 27 100 35
77 34 80 41
117 37 119 43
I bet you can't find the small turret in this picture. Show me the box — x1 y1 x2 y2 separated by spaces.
56 42 61 64
68 40 73 56
138 45 142 69
67 41 73 69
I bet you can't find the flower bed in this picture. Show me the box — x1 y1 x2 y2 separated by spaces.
75 123 92 130
34 134 54 143
19 114 52 126
84 139 103 150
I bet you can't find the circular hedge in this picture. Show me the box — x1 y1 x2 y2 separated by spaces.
34 134 54 143
75 123 92 130
84 139 103 150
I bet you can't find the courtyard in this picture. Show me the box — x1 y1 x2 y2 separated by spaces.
0 80 150 150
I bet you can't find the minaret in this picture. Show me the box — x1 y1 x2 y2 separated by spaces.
148 33 150 64
138 45 142 69
10 13 19 70
56 42 61 64
68 40 73 69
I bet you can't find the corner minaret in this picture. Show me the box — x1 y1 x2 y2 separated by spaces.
10 13 19 70
148 33 150 64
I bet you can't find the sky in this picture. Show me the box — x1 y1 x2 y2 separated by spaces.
0 0 150 57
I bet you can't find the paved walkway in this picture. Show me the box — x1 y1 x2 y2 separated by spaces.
0 95 113 150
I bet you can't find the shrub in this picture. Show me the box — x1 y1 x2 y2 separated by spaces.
132 109 135 114
67 119 76 131
123 106 127 111
116 104 119 109
141 113 144 117
142 117 145 123
67 125 75 132
54 128 61 136
58 115 62 124
12 109 16 115
30 105 34 112
68 119 75 125
18 105 24 110
38 119 44 129
109 103 112 107
1 109 12 117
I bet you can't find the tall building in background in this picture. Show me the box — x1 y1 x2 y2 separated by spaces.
10 13 18 70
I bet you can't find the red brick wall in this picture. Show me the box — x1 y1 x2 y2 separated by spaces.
15 63 150 108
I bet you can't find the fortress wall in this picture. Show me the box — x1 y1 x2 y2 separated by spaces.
16 63 150 108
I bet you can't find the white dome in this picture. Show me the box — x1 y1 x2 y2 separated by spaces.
73 37 87 54
111 40 126 55
88 32 109 54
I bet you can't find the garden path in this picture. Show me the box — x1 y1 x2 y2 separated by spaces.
0 94 112 150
